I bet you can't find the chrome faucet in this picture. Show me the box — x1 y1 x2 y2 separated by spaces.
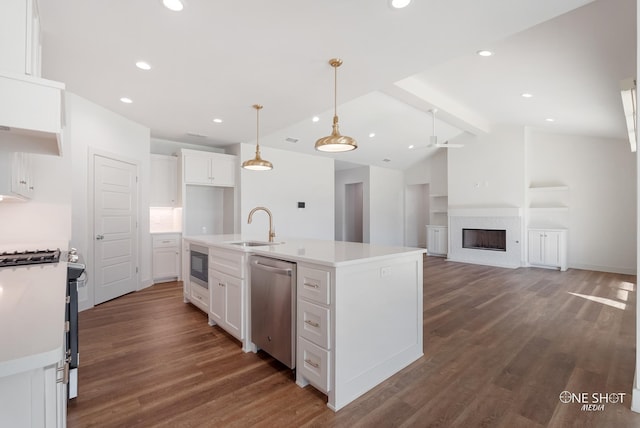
247 206 276 242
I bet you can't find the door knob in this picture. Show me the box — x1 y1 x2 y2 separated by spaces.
96 234 104 240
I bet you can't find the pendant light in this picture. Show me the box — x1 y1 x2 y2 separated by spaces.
242 104 273 171
314 58 357 152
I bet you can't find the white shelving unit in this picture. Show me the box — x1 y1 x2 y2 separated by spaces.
527 184 569 271
429 194 448 226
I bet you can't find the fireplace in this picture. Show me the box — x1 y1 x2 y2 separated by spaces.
462 228 506 252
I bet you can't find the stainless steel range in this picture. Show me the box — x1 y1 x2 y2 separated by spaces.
0 247 85 400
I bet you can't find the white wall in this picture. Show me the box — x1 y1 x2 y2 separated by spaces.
448 125 526 209
335 166 370 242
67 92 151 311
150 138 224 155
239 143 334 240
528 130 636 274
369 166 405 246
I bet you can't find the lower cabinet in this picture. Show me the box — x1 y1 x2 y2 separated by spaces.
0 357 67 427
528 228 567 271
426 225 448 256
296 264 332 394
152 233 181 282
208 247 247 344
209 269 244 340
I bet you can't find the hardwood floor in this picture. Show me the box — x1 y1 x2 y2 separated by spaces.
68 257 640 427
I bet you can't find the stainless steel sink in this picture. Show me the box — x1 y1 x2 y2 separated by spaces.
227 241 284 247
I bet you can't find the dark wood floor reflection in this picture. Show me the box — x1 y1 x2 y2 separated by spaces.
68 256 640 427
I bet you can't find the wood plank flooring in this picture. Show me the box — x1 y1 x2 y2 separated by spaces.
68 257 640 427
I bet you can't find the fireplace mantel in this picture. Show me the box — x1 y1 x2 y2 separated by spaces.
449 207 522 217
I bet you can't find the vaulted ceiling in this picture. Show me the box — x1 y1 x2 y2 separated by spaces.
38 0 635 170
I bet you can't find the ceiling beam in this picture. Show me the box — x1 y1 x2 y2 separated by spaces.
382 76 492 136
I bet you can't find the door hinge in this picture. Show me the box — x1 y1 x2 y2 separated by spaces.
136 267 139 273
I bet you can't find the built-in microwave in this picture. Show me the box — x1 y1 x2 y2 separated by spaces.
189 244 208 289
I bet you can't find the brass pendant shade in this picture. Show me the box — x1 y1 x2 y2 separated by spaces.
315 58 357 152
242 104 273 171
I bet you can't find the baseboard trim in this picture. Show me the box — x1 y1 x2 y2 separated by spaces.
445 257 519 270
569 263 636 275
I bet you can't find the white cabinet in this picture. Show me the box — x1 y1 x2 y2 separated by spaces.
0 151 34 200
296 265 332 393
208 247 247 344
182 150 236 187
528 228 567 271
152 233 181 282
150 154 178 207
0 0 42 76
209 269 244 340
426 225 448 256
0 358 67 428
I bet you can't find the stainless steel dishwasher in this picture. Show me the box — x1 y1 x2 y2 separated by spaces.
250 255 297 369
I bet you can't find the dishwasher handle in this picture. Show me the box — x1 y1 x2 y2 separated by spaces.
251 259 293 276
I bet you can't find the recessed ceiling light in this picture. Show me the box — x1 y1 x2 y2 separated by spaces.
120 97 133 104
390 0 412 8
369 132 376 138
212 118 223 123
521 93 533 98
162 0 184 11
408 144 415 149
545 118 555 122
136 61 151 70
476 50 493 57
312 116 320 123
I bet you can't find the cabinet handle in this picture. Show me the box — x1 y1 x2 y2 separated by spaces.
29 186 34 190
304 359 320 369
19 180 27 184
162 240 171 243
56 357 71 385
304 282 319 289
304 319 320 328
219 282 225 287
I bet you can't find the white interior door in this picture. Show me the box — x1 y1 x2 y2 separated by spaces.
93 154 138 305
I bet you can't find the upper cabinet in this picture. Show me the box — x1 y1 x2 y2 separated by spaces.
0 151 35 200
150 154 178 207
0 0 42 77
0 0 65 156
181 149 237 187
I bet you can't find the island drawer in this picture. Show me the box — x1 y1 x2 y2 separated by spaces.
190 283 209 312
298 266 330 305
299 300 330 349
209 247 246 278
298 337 330 393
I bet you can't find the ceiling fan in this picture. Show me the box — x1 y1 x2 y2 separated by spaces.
427 108 464 148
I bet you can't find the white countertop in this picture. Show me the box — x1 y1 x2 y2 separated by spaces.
183 234 426 267
0 262 67 377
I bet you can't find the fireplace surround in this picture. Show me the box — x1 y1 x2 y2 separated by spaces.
448 208 522 268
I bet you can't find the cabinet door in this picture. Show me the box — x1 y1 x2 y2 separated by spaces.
543 231 561 266
183 154 211 185
436 227 448 255
150 155 177 206
528 231 544 265
209 270 225 324
426 227 436 254
224 275 243 339
210 155 236 187
153 247 180 280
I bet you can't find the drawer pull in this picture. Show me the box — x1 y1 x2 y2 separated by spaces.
304 319 320 328
219 282 225 287
304 359 320 369
162 240 171 243
304 282 320 289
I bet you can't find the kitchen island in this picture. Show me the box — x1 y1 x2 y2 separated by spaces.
183 234 425 411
